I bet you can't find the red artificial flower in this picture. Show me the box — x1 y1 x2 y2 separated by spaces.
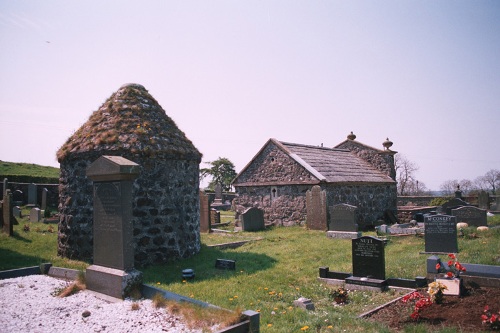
482 314 490 321
446 272 454 278
435 263 441 270
448 260 454 266
484 305 490 312
410 312 420 320
448 253 456 259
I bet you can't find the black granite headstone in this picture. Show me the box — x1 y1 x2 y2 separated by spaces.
215 259 236 270
241 207 265 231
424 214 458 253
352 236 385 280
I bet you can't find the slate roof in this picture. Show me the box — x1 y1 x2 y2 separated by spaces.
277 140 394 184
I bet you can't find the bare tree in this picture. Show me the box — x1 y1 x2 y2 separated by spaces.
479 169 500 194
440 179 459 196
395 154 419 195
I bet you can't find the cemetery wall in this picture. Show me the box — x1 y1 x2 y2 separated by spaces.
58 154 201 266
0 182 58 207
398 195 495 207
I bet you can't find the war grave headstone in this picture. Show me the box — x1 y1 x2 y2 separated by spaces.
27 183 37 206
13 190 23 205
327 203 361 239
241 207 265 231
41 188 48 211
199 190 210 233
345 236 387 290
424 214 458 253
29 207 41 222
305 185 327 230
451 206 487 227
2 189 13 236
85 156 142 299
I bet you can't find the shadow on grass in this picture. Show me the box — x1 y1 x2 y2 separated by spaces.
142 244 277 284
11 231 31 243
0 247 45 271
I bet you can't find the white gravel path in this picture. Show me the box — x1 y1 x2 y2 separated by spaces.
0 275 206 333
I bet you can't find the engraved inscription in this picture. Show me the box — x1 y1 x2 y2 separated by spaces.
94 182 122 233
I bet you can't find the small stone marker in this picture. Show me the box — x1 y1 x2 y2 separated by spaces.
306 185 327 230
424 214 458 253
182 268 195 280
351 236 385 280
41 188 48 211
293 297 315 311
29 207 41 222
451 206 487 227
241 207 265 231
199 190 210 233
215 259 236 270
85 155 142 299
28 183 37 206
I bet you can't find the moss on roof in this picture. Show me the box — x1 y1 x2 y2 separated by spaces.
57 83 201 162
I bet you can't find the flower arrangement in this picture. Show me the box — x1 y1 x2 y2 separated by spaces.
329 286 349 303
482 305 500 330
427 281 447 304
401 291 432 320
435 253 466 278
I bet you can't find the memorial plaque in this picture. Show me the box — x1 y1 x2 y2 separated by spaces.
241 207 265 231
424 214 458 253
306 185 327 230
451 206 487 227
352 236 385 280
329 204 358 232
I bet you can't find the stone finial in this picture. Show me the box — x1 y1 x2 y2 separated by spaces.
347 132 356 140
382 138 393 150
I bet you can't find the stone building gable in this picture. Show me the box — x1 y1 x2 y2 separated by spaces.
334 139 396 181
233 139 320 186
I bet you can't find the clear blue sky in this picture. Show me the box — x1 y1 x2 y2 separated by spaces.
1 1 499 190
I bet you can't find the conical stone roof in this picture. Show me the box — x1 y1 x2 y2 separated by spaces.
57 83 201 162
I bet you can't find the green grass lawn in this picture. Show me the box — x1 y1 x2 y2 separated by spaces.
1 211 499 332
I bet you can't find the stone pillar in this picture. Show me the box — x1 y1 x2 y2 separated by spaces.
85 156 142 299
3 178 7 197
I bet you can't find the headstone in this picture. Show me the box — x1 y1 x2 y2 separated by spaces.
241 207 265 231
306 186 327 230
451 206 487 227
28 183 37 206
424 214 458 253
329 204 358 232
215 259 236 270
210 208 220 224
13 206 21 218
199 191 210 233
351 236 385 280
478 191 489 210
29 207 41 222
441 198 470 215
41 188 48 211
293 297 315 311
2 190 13 236
12 190 23 205
182 268 195 280
85 155 142 299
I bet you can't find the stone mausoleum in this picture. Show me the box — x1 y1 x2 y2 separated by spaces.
232 133 397 230
57 83 202 266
